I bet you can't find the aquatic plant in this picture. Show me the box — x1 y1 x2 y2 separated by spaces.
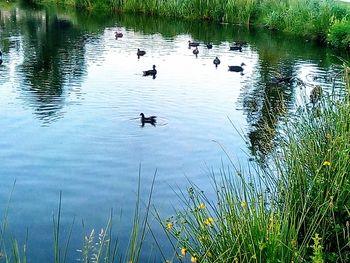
328 17 350 50
161 63 350 262
30 0 350 49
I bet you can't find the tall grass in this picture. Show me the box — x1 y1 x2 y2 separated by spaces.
0 168 156 263
32 0 350 49
162 64 350 262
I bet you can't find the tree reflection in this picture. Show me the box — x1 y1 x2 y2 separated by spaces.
240 32 329 160
1 6 87 124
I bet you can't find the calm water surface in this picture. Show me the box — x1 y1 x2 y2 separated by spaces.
0 4 347 262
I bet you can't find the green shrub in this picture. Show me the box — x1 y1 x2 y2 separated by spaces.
328 17 350 50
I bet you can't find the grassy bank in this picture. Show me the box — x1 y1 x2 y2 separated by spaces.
163 64 350 262
31 0 350 50
0 68 349 261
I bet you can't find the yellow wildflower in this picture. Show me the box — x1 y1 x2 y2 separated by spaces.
198 203 206 209
203 217 214 226
191 256 197 262
241 201 247 209
199 235 208 241
181 247 187 256
322 160 331 166
166 222 173 230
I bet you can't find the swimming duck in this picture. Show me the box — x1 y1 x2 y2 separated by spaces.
228 63 246 72
229 45 242 52
193 47 199 56
143 65 157 76
137 48 146 58
206 43 213 49
213 57 220 67
188 40 200 47
0 51 2 65
115 32 123 38
140 113 157 126
310 85 322 104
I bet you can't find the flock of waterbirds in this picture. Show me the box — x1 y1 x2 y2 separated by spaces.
115 31 248 127
0 30 326 128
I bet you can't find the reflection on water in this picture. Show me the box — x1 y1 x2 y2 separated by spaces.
0 3 348 262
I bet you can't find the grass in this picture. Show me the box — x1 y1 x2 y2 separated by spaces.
30 0 350 49
161 62 350 262
0 167 156 263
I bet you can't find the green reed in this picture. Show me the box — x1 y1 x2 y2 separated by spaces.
0 167 155 263
31 0 350 49
161 64 350 262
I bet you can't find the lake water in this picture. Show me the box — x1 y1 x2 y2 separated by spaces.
0 3 347 262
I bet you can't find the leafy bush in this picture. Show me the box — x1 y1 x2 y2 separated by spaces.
328 18 350 50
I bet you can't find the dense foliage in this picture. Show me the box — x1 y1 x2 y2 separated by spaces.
31 0 350 50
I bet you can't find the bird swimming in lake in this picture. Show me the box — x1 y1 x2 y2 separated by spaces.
213 57 220 68
206 43 213 49
143 65 157 78
193 47 199 56
228 63 246 72
137 48 146 58
229 45 242 52
188 40 200 48
310 85 322 104
115 32 123 38
140 113 157 127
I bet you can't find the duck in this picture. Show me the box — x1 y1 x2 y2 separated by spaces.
188 40 200 47
143 65 157 76
310 85 322 104
140 113 157 126
193 47 199 56
213 57 220 68
228 63 246 72
115 32 123 38
137 48 146 58
229 44 242 52
0 51 2 65
206 43 213 49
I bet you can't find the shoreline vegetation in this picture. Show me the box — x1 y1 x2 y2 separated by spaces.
30 0 350 50
1 64 349 262
0 1 350 263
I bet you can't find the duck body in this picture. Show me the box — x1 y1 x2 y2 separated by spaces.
228 63 246 72
115 32 123 38
206 43 213 49
140 113 157 126
310 85 322 104
143 65 157 76
188 40 200 47
213 57 221 67
137 48 146 57
229 45 242 52
193 47 199 55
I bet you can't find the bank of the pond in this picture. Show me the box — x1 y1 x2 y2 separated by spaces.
32 0 350 50
162 64 350 263
2 67 349 263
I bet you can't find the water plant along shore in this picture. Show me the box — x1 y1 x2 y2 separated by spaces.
1 63 349 262
29 0 350 50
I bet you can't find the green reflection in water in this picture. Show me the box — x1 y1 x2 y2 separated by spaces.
0 2 348 156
